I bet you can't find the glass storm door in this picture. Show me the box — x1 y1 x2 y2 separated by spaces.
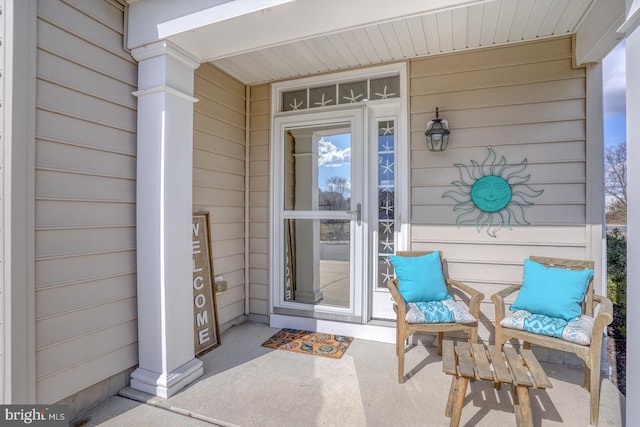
273 109 366 321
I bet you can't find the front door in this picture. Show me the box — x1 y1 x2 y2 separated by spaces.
270 65 408 324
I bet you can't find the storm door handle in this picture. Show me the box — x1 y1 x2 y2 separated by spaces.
346 203 361 226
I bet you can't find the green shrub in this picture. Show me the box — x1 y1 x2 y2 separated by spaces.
607 228 626 337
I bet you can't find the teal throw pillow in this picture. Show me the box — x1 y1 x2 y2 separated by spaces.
510 259 594 321
389 252 449 303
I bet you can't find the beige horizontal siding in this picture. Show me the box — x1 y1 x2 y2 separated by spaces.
34 0 137 403
410 78 586 112
35 273 136 318
36 110 136 155
409 36 589 343
38 0 132 62
36 200 135 228
409 37 573 77
411 58 584 94
410 140 586 168
193 63 247 329
37 79 135 130
36 343 137 408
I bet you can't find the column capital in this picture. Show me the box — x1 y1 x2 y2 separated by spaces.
131 39 201 70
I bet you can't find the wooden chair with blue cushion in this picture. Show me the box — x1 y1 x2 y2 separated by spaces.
492 256 613 425
386 251 484 384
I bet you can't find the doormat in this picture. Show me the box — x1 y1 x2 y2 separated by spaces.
261 328 354 359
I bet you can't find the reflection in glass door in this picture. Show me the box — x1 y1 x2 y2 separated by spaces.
284 126 352 308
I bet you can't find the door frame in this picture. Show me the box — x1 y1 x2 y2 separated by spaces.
269 63 409 324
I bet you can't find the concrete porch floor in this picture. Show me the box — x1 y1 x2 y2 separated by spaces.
78 321 625 426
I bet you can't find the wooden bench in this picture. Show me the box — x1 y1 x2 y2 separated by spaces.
442 340 552 427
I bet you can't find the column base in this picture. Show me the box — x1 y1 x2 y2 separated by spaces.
294 288 324 304
130 357 203 398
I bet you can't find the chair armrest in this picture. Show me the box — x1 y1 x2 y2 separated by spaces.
446 279 485 319
591 294 614 340
490 284 522 323
386 279 407 320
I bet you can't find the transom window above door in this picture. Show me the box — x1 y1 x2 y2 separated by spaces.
280 75 400 112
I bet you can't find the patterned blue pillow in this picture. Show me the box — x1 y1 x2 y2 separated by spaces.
389 252 449 302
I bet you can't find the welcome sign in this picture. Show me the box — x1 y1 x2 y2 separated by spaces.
192 212 220 356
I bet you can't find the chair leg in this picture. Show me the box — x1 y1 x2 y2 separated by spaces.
397 322 406 383
589 362 601 425
495 324 504 349
584 363 591 390
493 326 504 390
438 332 444 356
398 336 405 384
469 325 478 345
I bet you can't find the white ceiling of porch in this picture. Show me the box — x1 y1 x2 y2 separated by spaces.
157 0 623 85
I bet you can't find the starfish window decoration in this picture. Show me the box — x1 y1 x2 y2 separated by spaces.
381 159 394 175
381 236 394 251
381 141 394 153
381 269 394 283
381 199 394 215
314 93 333 107
381 122 394 135
383 256 392 267
374 85 396 99
289 98 303 111
343 89 363 103
381 221 393 234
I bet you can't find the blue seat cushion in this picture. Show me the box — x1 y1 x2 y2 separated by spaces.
406 300 476 324
500 310 594 345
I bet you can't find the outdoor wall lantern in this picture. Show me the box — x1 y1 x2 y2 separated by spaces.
425 107 450 152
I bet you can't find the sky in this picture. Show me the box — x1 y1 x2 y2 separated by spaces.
603 40 627 148
318 134 351 195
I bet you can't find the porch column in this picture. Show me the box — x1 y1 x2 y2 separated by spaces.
621 0 640 418
129 40 203 398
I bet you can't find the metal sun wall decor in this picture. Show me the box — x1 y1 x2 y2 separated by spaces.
442 147 544 237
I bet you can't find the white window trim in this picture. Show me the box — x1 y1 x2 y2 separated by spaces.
271 62 406 114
